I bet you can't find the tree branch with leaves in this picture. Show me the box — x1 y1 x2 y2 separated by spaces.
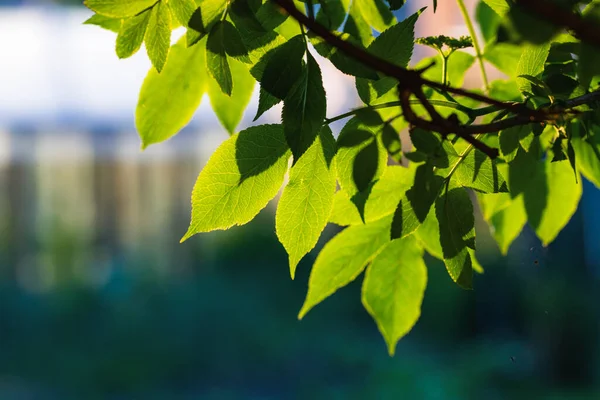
84 0 600 355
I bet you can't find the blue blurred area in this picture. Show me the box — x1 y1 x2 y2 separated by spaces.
0 2 599 399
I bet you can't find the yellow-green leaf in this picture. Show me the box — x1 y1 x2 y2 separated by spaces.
116 9 151 59
145 0 172 72
182 125 291 241
84 0 157 18
276 128 337 279
362 236 427 356
488 195 527 255
330 165 416 226
298 216 392 319
523 159 582 246
436 187 475 289
136 37 207 148
208 58 255 134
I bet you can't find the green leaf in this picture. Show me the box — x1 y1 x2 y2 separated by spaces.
207 58 255 134
188 0 227 34
523 159 582 246
578 3 600 88
336 118 387 197
500 125 530 163
452 149 509 193
330 165 417 226
484 43 523 78
254 87 281 121
415 206 443 259
516 43 551 93
253 35 306 100
221 20 251 63
509 146 541 197
488 195 527 255
344 0 374 46
391 164 444 240
355 9 420 103
298 216 392 319
116 9 151 59
355 0 396 32
282 52 327 161
145 0 172 72
84 14 122 33
169 0 197 27
182 125 291 240
481 0 509 16
362 236 427 356
136 36 207 149
84 0 157 18
436 187 475 289
276 128 337 279
572 134 600 188
206 22 233 96
316 0 351 30
366 8 421 69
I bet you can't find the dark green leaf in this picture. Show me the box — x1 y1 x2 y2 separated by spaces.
282 52 327 161
436 187 475 289
252 35 305 100
206 22 233 96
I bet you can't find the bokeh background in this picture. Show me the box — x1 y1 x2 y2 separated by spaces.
0 0 599 398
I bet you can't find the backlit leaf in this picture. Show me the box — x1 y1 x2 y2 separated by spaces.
145 1 172 72
362 236 427 356
436 187 475 289
137 36 207 148
182 125 291 240
298 216 392 319
84 0 157 18
116 9 151 59
208 58 255 134
276 128 337 278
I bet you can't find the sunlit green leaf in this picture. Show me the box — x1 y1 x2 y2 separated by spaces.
436 187 475 289
84 0 157 18
116 9 151 59
84 14 122 32
516 43 551 93
523 159 582 246
208 58 255 134
182 125 291 240
452 149 509 193
137 37 207 148
206 22 233 95
169 0 197 27
145 1 171 72
355 0 396 32
330 165 417 226
488 195 527 255
298 216 392 319
362 236 426 356
276 128 337 279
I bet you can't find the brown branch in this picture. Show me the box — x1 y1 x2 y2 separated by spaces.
272 0 600 159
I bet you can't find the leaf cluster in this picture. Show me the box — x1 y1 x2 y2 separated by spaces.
85 0 600 355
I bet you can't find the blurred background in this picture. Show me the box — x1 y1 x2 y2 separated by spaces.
0 0 599 399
